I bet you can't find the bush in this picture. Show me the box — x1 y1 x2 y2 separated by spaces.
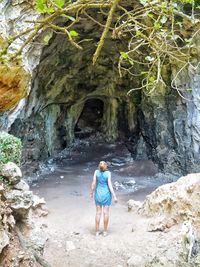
0 132 22 165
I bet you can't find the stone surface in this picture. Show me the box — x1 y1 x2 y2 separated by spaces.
14 180 30 191
4 189 33 219
127 253 145 267
65 241 76 252
28 229 48 253
0 230 9 253
1 162 22 185
140 173 200 228
127 199 142 212
32 195 46 209
0 64 29 112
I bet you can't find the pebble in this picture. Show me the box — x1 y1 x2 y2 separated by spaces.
65 241 76 252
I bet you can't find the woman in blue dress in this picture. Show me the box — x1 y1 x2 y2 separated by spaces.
90 161 117 236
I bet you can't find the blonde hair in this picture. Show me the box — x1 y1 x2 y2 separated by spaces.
98 161 107 172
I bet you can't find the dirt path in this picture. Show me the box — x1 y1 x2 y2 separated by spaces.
30 142 184 266
32 174 181 267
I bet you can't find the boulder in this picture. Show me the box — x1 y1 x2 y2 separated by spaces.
127 199 142 212
0 230 9 253
14 180 30 191
127 253 145 267
140 173 200 228
32 195 46 209
65 241 76 252
1 162 22 185
4 190 33 220
27 229 48 253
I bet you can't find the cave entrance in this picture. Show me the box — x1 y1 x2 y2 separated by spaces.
75 99 104 139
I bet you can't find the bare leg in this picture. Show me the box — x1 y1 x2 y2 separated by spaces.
103 206 110 232
95 205 102 232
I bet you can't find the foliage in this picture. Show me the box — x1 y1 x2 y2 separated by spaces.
0 132 22 165
0 0 200 97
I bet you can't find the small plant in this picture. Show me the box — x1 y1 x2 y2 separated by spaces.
0 132 22 165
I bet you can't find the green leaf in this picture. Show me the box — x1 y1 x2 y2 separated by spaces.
120 51 129 59
147 13 154 18
43 34 51 43
69 30 78 37
135 30 142 37
161 3 167 8
176 21 182 27
35 0 54 13
149 76 156 82
53 0 65 7
0 132 22 165
46 6 55 13
186 88 192 92
35 0 46 13
154 21 161 29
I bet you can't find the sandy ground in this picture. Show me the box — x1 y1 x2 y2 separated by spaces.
32 174 182 267
30 142 185 267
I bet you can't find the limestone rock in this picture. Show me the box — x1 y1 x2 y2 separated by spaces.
7 214 16 229
127 199 142 212
0 230 9 253
28 229 48 253
65 241 76 252
4 189 33 220
32 195 46 209
147 217 176 232
127 253 145 267
140 173 200 228
1 162 22 185
14 180 30 191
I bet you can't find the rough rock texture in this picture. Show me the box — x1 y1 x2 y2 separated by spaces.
127 199 142 212
4 189 33 220
127 253 145 267
0 0 45 123
140 173 200 229
1 162 22 185
0 161 49 266
0 64 29 112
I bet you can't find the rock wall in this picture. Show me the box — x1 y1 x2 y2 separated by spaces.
1 1 200 176
0 161 49 266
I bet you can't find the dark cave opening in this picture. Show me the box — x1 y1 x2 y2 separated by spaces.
74 99 104 139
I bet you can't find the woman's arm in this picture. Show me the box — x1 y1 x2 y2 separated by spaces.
108 172 117 202
90 170 97 198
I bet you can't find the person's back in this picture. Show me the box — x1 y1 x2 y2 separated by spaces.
90 161 117 236
95 170 111 206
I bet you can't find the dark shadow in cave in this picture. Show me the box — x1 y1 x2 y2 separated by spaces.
75 99 104 139
58 125 67 149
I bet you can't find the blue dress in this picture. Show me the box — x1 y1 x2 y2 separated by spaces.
95 170 112 206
